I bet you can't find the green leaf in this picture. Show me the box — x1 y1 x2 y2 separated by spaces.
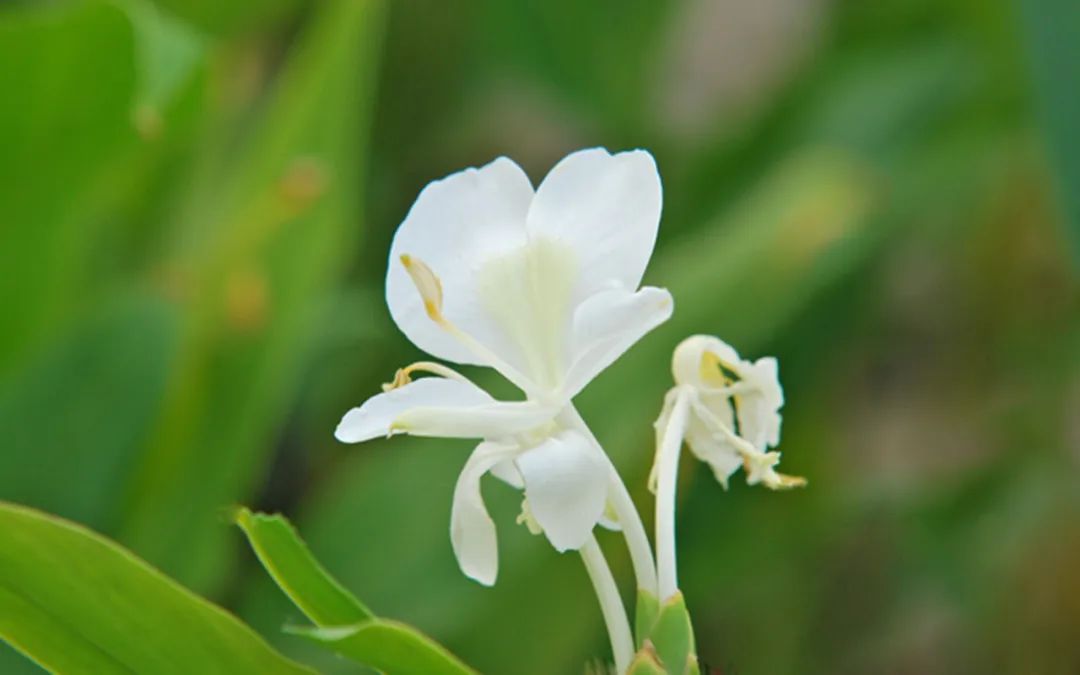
1018 0 1080 267
234 507 372 625
235 508 476 675
640 593 696 675
0 502 313 675
635 588 661 650
288 622 477 675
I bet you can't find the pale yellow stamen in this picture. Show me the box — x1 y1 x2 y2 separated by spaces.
381 361 473 392
400 254 445 323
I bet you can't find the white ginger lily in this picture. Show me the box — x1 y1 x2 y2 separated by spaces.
335 148 672 587
651 335 805 599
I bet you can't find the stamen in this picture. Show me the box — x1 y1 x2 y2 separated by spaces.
398 253 547 401
381 361 474 392
400 255 444 323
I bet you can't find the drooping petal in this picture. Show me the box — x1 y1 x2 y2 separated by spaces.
450 440 522 586
334 377 551 443
562 285 674 397
736 356 784 449
386 157 534 367
526 148 662 303
516 430 608 552
683 414 742 489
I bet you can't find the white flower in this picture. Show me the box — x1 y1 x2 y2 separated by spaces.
335 148 673 585
654 334 804 491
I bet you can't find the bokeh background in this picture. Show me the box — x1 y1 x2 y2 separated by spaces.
1 0 1078 673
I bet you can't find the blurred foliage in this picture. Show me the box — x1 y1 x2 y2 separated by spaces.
0 0 1077 674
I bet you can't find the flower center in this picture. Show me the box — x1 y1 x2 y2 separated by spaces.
476 236 578 391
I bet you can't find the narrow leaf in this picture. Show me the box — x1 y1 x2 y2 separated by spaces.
234 507 372 625
287 621 477 675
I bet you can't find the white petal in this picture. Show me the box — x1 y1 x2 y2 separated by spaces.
386 157 534 366
334 377 550 442
736 357 784 449
516 430 608 552
684 415 742 489
488 459 524 489
526 148 662 303
450 440 521 586
561 286 673 397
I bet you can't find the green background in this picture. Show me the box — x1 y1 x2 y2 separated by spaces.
1 0 1077 672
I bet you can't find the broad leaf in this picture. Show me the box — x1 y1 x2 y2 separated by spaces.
0 502 313 675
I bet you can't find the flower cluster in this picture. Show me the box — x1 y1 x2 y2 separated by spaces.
335 148 803 674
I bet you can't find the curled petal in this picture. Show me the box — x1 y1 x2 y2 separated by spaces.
562 285 674 397
516 430 608 552
334 377 552 443
450 440 521 585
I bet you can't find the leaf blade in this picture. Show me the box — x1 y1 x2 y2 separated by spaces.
288 621 478 675
0 502 314 675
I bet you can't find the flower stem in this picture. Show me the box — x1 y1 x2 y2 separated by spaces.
655 387 690 601
562 406 658 596
580 535 634 674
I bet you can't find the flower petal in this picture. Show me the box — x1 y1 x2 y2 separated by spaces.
386 157 534 366
561 285 674 397
516 430 608 552
526 148 662 303
488 459 524 489
450 440 522 585
737 356 784 449
334 377 551 443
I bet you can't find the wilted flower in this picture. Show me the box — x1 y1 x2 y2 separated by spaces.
651 335 804 599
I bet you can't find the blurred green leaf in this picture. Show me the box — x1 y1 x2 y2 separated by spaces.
123 0 206 114
120 0 385 591
0 295 176 530
0 502 313 675
0 1 137 375
1017 0 1080 267
149 0 298 36
235 508 476 675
